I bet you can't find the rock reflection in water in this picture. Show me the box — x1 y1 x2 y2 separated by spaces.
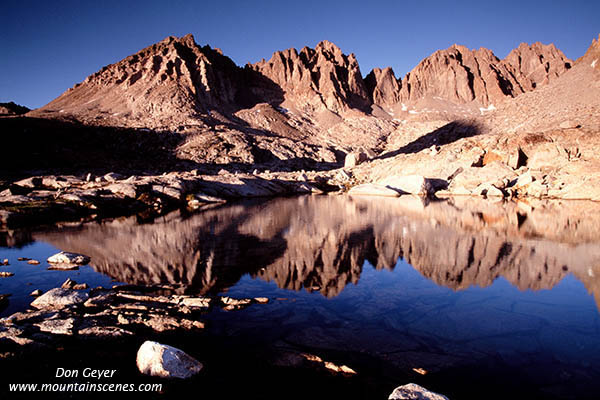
35 196 600 305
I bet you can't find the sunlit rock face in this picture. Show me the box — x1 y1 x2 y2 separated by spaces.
36 196 600 305
395 43 571 107
252 40 371 114
32 34 248 128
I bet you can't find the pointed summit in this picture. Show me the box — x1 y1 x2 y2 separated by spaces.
315 39 342 54
364 67 401 108
396 41 572 106
31 34 244 128
503 41 572 90
579 33 600 70
252 40 369 114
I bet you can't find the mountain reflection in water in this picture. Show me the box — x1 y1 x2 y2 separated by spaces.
34 195 600 307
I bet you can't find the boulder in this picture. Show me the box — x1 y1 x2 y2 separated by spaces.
179 297 212 309
104 183 137 199
344 152 368 168
61 278 77 289
189 192 226 203
41 176 71 189
34 318 75 335
136 341 203 379
513 172 534 188
31 288 89 310
348 183 401 197
448 162 517 193
388 383 449 400
559 120 580 129
508 147 528 169
152 185 184 201
13 177 42 189
103 172 124 182
524 180 549 198
378 175 433 196
47 251 91 266
474 183 506 197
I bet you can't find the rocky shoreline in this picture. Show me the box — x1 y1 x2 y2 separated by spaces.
0 278 449 399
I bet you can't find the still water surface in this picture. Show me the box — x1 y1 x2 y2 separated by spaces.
1 195 600 398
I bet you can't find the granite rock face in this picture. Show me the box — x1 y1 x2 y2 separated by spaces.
32 34 246 128
364 67 401 109
503 42 572 91
252 40 370 114
397 43 571 106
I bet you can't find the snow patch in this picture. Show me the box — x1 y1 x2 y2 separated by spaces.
401 103 408 111
408 110 419 114
592 59 598 68
59 110 65 113
479 104 496 115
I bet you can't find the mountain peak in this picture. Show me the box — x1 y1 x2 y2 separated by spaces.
581 33 600 69
315 40 342 54
253 40 369 114
364 67 400 108
32 33 244 128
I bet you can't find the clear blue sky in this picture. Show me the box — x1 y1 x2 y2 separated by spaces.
1 0 598 109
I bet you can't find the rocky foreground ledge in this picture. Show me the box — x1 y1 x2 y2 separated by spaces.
0 281 449 399
0 281 268 345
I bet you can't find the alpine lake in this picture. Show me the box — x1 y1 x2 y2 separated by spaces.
2 194 600 399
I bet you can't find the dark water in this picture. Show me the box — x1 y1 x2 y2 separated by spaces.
2 195 600 398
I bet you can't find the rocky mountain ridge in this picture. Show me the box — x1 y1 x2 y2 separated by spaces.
28 34 574 148
2 33 598 207
0 102 30 116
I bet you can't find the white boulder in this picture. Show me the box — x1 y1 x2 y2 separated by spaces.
47 251 91 266
389 383 449 400
344 151 368 168
136 341 203 379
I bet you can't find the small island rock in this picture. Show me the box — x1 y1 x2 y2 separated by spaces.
47 252 91 266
